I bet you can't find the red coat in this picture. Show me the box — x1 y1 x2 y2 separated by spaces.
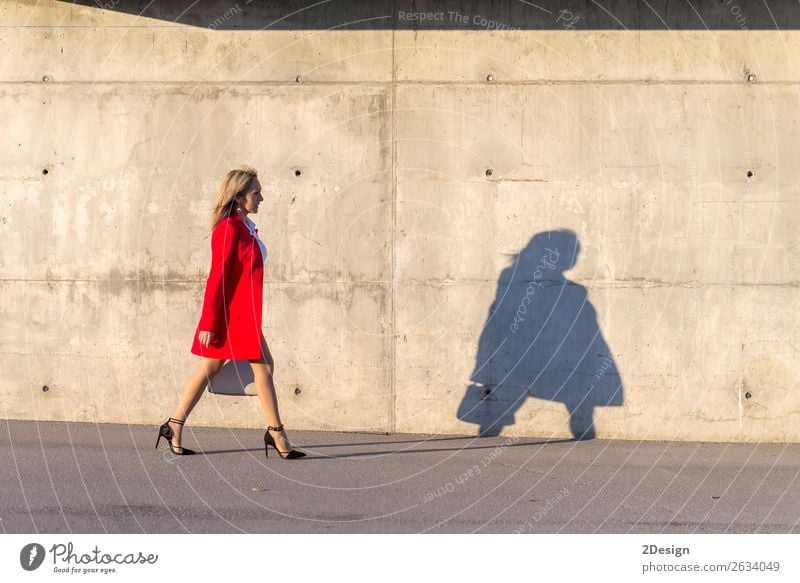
190 212 264 360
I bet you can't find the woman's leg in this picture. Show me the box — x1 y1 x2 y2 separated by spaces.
168 357 225 450
250 333 296 452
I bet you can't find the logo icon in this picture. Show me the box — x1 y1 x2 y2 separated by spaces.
20 543 46 571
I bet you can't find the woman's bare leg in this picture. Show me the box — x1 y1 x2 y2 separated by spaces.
250 333 295 452
168 357 225 451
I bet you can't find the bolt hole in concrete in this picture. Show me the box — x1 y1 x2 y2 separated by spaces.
294 169 301 177
485 169 493 177
42 168 48 175
294 387 301 395
747 73 757 82
42 386 49 392
486 73 494 82
745 392 752 399
747 170 753 178
42 75 52 82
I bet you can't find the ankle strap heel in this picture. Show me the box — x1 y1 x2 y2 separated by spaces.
264 425 306 460
155 417 196 455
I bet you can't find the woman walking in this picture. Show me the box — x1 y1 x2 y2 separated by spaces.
156 165 306 459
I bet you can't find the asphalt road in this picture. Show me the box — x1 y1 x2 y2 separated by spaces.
2 420 799 533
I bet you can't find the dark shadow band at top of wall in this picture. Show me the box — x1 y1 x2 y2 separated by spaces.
61 0 800 30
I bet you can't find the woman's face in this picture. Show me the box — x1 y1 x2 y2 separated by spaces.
236 178 263 214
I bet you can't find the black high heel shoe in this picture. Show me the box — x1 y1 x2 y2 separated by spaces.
264 424 306 459
155 417 196 455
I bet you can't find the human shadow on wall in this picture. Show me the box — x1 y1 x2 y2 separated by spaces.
457 229 623 439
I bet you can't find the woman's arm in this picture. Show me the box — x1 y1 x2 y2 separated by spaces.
198 218 239 334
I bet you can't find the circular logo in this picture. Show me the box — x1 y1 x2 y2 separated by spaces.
20 543 46 571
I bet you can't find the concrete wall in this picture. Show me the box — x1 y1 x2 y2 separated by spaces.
2 0 799 442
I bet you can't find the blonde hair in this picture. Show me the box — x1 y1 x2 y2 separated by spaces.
209 165 259 232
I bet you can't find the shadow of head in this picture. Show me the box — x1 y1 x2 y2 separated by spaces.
505 229 580 281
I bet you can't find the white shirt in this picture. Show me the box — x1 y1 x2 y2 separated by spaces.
244 217 268 262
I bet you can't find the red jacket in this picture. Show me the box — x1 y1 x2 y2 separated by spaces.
190 212 264 360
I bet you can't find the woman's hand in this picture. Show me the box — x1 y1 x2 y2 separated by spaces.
198 331 215 347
